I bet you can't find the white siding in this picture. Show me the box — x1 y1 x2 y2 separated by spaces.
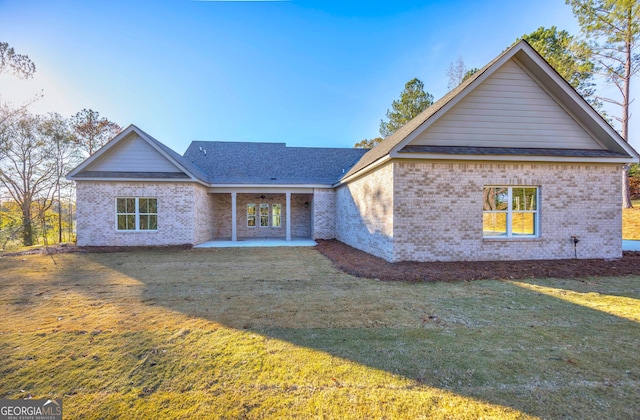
87 133 183 172
411 59 603 150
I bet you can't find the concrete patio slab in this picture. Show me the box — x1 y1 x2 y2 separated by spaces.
623 240 640 251
194 238 317 248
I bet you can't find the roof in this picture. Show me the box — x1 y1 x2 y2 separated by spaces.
67 125 366 186
139 128 209 183
183 141 367 185
68 41 639 188
341 40 639 181
399 145 630 158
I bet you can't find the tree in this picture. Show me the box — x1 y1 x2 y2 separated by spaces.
39 113 81 243
629 163 640 199
379 78 434 138
354 137 384 149
0 102 27 156
446 56 479 89
519 26 598 107
566 0 639 208
0 42 35 79
0 114 57 246
70 109 121 156
0 42 38 153
446 57 469 89
462 68 480 83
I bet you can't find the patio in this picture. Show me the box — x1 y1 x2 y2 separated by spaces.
194 238 317 248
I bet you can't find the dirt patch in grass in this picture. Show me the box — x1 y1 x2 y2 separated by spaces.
316 239 640 282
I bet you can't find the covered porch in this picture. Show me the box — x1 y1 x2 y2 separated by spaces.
207 187 317 242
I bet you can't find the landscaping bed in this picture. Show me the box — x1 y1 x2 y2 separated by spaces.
316 239 640 282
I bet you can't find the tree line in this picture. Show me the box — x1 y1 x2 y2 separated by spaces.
0 43 121 247
0 106 121 247
356 1 639 208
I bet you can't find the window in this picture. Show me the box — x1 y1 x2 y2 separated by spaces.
259 203 269 227
272 204 281 227
247 204 256 227
249 203 282 228
483 187 538 238
116 197 157 231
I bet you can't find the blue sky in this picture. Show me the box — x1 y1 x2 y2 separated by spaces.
0 0 638 153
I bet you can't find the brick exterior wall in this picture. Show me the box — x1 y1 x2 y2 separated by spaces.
312 188 336 239
75 181 200 246
193 184 215 244
211 193 312 239
393 161 622 262
335 161 623 263
335 162 395 261
76 161 623 261
212 193 231 238
291 194 313 238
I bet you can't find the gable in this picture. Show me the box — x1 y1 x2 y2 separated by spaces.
409 59 603 150
85 132 185 173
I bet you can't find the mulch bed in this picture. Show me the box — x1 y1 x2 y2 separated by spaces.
315 239 640 282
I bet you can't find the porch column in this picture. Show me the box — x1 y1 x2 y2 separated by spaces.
286 192 291 241
231 192 237 241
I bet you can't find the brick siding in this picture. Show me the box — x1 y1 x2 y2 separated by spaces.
334 161 623 262
75 181 199 246
311 188 335 239
335 162 395 261
76 160 623 262
393 161 623 262
193 184 215 244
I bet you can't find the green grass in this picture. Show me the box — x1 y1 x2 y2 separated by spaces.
0 248 639 419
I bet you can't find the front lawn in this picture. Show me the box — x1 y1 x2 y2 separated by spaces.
0 248 639 419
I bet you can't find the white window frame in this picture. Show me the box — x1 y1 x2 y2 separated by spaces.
259 203 270 227
247 204 256 227
483 186 539 238
248 203 284 229
272 203 281 228
115 197 158 232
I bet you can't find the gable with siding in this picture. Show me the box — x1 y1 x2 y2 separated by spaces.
85 131 184 173
409 58 603 150
343 41 638 182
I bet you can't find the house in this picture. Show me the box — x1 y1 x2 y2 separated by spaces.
67 40 639 262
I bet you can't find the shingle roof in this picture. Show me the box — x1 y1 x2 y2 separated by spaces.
140 129 210 183
183 141 368 185
399 145 630 158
